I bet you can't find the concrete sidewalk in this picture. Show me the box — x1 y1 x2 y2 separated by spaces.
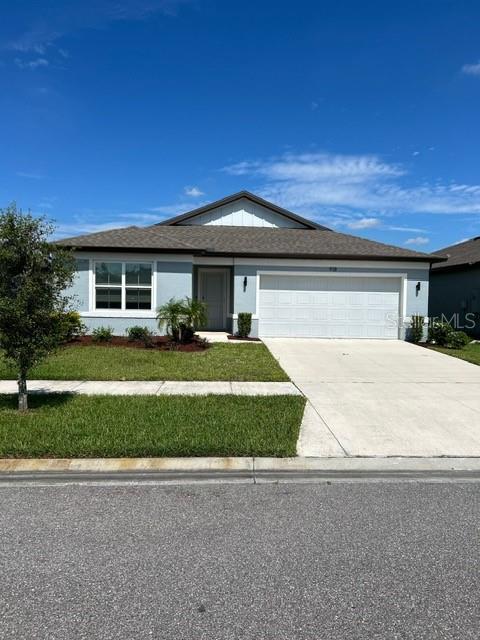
0 379 300 396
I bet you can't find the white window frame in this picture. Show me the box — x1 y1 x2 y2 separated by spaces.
88 259 156 317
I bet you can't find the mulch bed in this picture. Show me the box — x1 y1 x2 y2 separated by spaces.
66 335 209 352
227 335 261 342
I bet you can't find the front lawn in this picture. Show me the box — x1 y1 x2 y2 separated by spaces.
429 342 480 366
0 394 305 458
0 343 289 382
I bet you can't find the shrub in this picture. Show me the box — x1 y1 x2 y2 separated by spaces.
157 297 207 343
447 331 471 350
428 320 454 346
409 314 424 343
126 325 154 347
91 326 114 343
58 310 87 342
237 312 252 338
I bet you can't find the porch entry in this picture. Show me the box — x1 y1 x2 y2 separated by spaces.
198 268 229 330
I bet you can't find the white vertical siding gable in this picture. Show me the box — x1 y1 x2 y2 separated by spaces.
184 197 306 228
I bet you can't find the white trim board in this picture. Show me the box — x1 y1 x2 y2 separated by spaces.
233 257 430 270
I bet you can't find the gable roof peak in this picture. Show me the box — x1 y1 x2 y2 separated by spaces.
155 190 329 230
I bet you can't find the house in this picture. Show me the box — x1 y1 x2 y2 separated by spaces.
58 191 442 339
429 236 480 337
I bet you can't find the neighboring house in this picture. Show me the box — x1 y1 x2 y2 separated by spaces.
429 236 480 337
58 191 441 339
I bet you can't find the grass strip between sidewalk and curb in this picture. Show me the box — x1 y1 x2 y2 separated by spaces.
0 394 305 458
0 343 289 382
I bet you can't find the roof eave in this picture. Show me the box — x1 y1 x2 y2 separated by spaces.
61 243 442 262
432 259 480 273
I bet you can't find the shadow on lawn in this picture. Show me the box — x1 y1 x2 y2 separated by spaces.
0 393 76 412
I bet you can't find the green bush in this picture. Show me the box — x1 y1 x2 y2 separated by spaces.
157 297 207 343
447 331 471 350
409 314 424 343
428 320 454 346
237 312 252 338
91 326 114 343
58 311 86 342
428 320 471 350
126 325 154 347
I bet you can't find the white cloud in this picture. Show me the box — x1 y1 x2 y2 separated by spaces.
4 2 190 64
149 202 195 216
16 171 44 179
184 186 204 197
462 61 480 76
52 207 172 238
224 153 403 182
14 57 49 70
222 151 480 217
346 217 380 230
387 225 427 233
405 236 430 246
54 221 127 238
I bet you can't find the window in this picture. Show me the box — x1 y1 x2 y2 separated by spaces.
94 261 153 310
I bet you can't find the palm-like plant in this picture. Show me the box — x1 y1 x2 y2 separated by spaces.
157 297 207 343
184 297 208 331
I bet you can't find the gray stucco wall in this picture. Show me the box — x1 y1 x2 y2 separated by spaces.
70 258 89 311
429 266 480 337
68 254 430 338
156 260 193 307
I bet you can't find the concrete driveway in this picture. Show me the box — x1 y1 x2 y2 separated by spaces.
264 339 480 457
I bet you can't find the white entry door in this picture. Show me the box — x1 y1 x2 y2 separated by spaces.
258 274 401 339
199 269 228 330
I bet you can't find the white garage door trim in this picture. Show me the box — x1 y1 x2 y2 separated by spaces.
256 271 407 339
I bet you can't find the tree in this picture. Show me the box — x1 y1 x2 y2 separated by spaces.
0 204 75 410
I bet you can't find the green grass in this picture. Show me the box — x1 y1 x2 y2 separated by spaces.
0 394 305 458
0 343 289 382
430 341 480 366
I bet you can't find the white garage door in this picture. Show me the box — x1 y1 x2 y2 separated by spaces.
258 274 401 339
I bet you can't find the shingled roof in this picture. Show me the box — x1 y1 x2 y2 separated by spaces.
58 223 442 262
432 236 480 271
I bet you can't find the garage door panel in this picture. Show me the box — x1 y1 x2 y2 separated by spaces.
259 274 401 339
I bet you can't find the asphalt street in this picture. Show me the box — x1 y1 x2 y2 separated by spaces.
1 481 479 639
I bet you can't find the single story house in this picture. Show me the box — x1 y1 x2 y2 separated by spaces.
59 191 442 339
429 236 480 338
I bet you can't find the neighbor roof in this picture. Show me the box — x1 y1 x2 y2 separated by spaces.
432 236 480 271
156 190 328 230
58 223 442 262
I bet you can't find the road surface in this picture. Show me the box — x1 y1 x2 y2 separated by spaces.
1 480 479 639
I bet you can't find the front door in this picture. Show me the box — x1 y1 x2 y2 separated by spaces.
198 269 228 330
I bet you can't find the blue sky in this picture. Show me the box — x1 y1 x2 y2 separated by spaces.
1 0 480 250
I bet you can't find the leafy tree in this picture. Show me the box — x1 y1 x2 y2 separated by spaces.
0 204 75 410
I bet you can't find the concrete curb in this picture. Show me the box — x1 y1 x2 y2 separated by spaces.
1 456 480 474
